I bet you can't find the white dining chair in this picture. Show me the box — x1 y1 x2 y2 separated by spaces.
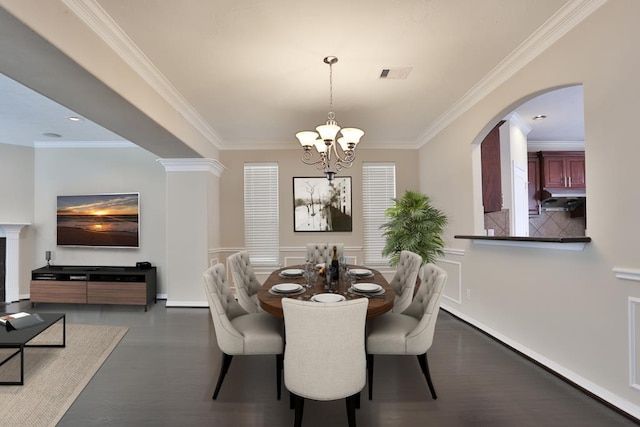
227 250 262 313
203 263 284 400
366 263 447 400
282 297 369 427
305 243 344 264
388 250 423 313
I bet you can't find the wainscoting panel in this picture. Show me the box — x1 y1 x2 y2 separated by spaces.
629 297 640 391
438 257 462 305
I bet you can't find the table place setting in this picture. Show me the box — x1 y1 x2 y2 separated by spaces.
348 282 386 298
269 283 305 296
310 293 346 303
279 268 304 278
349 268 374 279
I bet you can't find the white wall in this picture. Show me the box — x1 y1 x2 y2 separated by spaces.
33 146 168 296
420 0 640 417
0 143 35 295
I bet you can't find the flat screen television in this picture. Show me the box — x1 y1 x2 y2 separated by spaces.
56 193 140 248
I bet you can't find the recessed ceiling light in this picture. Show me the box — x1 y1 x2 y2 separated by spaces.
67 116 83 122
41 132 62 138
533 115 547 120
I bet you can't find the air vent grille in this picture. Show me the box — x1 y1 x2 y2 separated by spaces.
379 67 412 79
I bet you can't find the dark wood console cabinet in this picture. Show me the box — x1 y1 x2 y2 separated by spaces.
31 265 157 311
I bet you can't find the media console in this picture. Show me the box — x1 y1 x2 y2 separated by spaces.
31 265 157 311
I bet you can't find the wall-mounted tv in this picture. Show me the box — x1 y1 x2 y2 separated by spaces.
57 193 140 248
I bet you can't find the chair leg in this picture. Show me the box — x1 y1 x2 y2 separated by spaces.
293 394 305 427
417 353 437 399
276 354 283 400
212 353 233 400
346 394 357 427
367 354 374 400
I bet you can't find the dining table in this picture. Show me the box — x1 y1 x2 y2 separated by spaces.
258 264 395 319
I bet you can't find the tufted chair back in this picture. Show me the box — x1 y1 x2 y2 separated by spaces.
388 250 423 313
400 263 448 354
227 250 262 313
306 243 344 264
203 263 285 400
283 297 368 426
365 262 447 401
203 263 249 354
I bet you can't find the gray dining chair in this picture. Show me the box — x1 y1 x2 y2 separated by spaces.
282 297 368 427
388 250 423 313
305 243 344 264
366 263 447 400
203 263 284 400
227 250 262 313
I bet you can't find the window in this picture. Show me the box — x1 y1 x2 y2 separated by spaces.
244 163 279 267
362 162 396 265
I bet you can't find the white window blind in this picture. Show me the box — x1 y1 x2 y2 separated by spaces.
244 163 279 267
362 162 396 265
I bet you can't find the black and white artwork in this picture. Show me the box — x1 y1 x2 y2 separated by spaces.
293 177 352 232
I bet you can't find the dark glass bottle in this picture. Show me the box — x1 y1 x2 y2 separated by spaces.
330 245 340 285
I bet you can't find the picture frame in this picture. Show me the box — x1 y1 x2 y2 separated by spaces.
293 177 352 232
57 192 140 248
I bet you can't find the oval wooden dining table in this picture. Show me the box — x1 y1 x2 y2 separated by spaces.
258 265 395 319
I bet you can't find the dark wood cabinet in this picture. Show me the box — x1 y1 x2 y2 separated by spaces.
539 151 586 190
31 265 157 311
481 121 504 213
527 153 540 215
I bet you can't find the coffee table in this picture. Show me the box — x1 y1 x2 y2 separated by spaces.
0 312 66 385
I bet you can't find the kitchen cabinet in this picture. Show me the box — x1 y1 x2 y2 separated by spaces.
539 151 585 190
481 121 504 213
527 153 540 215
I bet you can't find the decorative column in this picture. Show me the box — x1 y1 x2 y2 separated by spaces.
157 159 224 307
1 223 29 303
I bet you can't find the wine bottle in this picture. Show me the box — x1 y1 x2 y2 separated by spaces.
330 245 340 285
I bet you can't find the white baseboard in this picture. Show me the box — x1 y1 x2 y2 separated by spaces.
441 303 640 420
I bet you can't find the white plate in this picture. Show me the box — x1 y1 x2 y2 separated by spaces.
280 268 304 277
350 268 373 276
315 263 325 270
311 293 346 303
353 283 382 293
272 283 303 294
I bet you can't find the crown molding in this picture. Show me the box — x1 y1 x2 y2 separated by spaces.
417 0 607 148
527 141 585 151
33 140 136 149
157 158 226 176
62 0 223 149
504 112 533 135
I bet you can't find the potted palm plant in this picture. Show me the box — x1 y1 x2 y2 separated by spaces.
380 190 448 267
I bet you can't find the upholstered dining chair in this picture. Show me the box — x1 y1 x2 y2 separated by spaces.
388 250 423 313
203 263 284 400
282 298 369 427
227 250 262 313
366 263 447 400
305 243 344 264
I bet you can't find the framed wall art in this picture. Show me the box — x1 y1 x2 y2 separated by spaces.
293 177 352 232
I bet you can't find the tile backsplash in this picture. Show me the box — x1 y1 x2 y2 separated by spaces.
483 209 586 237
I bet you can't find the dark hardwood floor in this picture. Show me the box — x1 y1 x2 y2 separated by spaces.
2 300 637 426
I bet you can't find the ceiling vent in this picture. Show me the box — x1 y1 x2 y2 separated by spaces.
379 67 412 79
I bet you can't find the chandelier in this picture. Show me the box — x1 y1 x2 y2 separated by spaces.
296 56 364 181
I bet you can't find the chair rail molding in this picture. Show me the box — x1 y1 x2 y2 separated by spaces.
613 267 640 282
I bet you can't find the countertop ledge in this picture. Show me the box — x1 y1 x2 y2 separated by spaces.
454 235 591 243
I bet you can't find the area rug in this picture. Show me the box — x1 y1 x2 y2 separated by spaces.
0 323 128 426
